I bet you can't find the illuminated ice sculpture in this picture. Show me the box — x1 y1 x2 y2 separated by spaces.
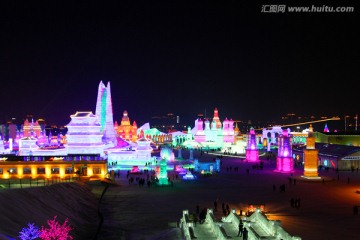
246 127 259 162
66 111 105 156
194 159 220 173
189 149 194 160
114 110 138 142
0 136 5 154
177 148 182 158
106 137 152 168
323 123 329 132
160 147 175 161
157 159 170 186
95 81 118 146
302 125 320 179
274 129 294 173
182 170 196 180
193 108 235 145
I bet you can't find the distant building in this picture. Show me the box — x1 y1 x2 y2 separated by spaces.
315 132 360 146
0 159 108 180
293 143 360 171
150 113 187 133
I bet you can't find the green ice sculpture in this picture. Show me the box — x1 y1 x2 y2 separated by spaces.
158 159 170 185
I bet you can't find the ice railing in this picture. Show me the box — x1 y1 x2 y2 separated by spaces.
179 210 192 240
243 208 302 240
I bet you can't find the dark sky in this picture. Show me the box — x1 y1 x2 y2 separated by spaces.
0 1 358 127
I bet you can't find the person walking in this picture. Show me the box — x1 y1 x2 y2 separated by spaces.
193 213 198 226
237 219 244 236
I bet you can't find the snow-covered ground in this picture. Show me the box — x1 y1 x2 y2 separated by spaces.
0 181 100 239
1 149 360 240
96 149 360 240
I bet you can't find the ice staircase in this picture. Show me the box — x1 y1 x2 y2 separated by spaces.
180 208 302 240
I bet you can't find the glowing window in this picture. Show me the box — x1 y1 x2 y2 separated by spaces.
23 168 31 174
65 167 73 174
0 168 3 174
8 168 17 174
93 167 101 174
37 167 45 174
51 168 60 174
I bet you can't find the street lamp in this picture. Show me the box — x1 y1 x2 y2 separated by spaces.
355 115 358 131
344 115 350 132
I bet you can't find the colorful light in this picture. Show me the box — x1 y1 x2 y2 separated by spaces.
18 223 40 240
157 159 170 185
246 127 259 162
275 129 294 173
39 216 73 240
302 125 320 178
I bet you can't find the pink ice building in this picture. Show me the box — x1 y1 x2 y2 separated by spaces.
194 118 206 142
193 108 235 144
274 129 294 173
222 118 235 143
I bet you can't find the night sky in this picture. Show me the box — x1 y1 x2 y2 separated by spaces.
0 1 358 127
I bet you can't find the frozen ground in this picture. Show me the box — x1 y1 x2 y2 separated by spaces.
1 149 360 240
96 150 360 240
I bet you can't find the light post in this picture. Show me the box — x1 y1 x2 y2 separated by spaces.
355 115 358 131
344 115 350 132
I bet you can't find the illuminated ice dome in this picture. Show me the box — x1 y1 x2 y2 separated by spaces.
160 147 175 161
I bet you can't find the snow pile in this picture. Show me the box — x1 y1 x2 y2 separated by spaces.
0 182 100 239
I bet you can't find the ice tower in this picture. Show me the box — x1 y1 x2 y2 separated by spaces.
213 108 222 129
323 124 329 132
302 125 320 179
274 129 294 173
246 127 259 162
95 81 118 145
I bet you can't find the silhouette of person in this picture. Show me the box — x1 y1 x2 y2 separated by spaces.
353 206 358 215
193 214 198 226
243 227 248 240
290 198 295 208
199 208 207 224
237 220 244 236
